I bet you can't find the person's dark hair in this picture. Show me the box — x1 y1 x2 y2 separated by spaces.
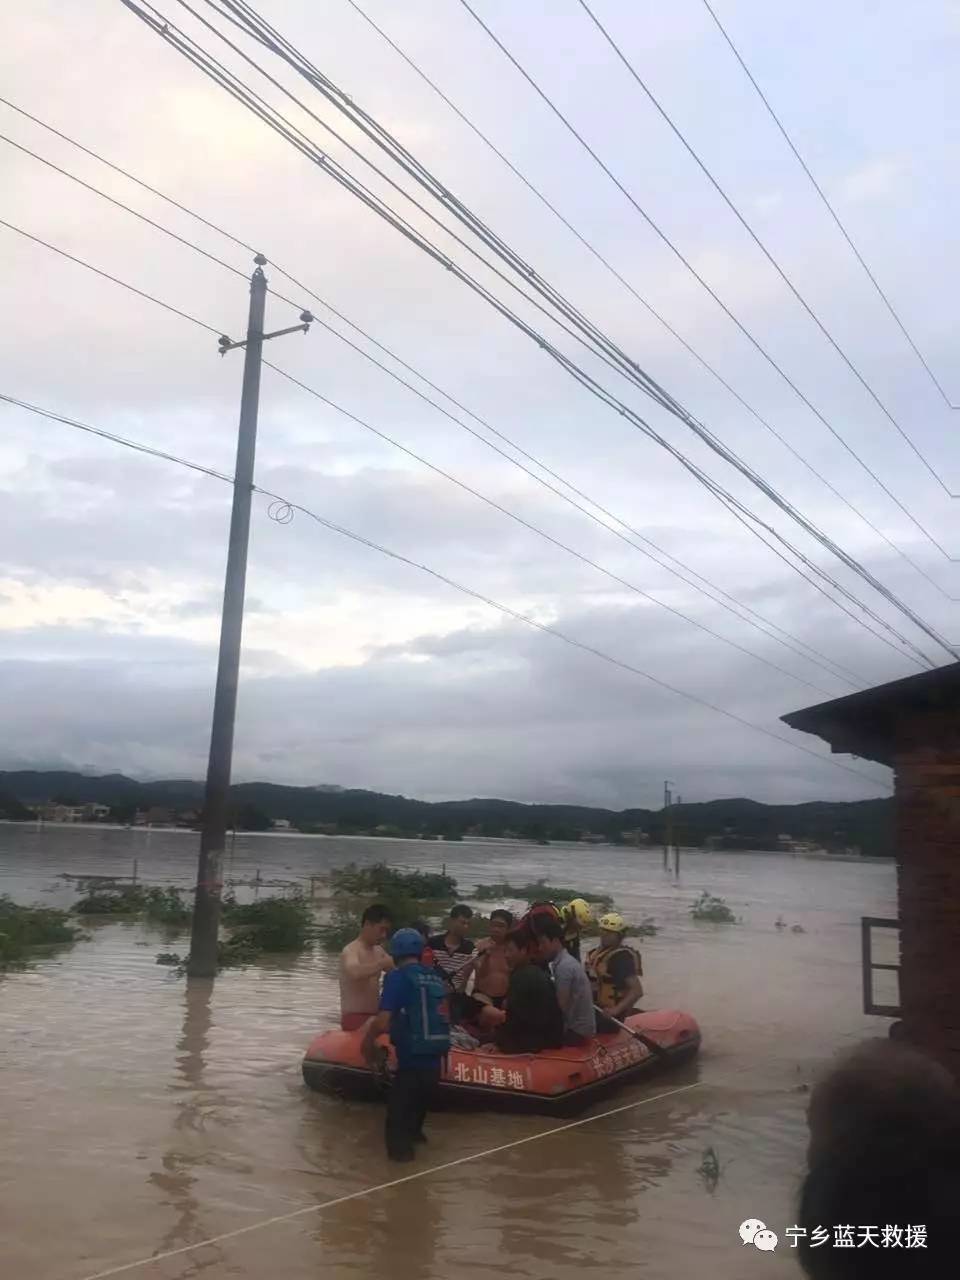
490 909 514 926
798 1040 960 1277
412 920 431 939
532 917 564 943
504 927 529 951
361 903 392 926
449 903 474 921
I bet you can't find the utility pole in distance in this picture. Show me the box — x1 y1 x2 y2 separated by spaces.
188 255 313 979
662 780 673 871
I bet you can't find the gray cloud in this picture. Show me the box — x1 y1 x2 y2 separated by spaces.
2 0 954 807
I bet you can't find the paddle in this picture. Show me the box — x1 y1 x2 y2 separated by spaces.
594 1004 669 1060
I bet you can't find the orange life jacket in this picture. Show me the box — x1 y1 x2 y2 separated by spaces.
586 943 642 1011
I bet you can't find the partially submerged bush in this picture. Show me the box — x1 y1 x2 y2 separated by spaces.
0 895 81 969
330 863 458 902
690 891 737 924
318 863 460 954
222 894 312 952
74 884 191 926
142 887 191 926
158 894 313 972
75 886 146 915
472 879 613 909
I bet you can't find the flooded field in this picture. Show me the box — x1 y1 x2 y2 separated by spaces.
1 824 897 1280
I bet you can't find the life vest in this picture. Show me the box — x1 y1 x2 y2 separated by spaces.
391 963 451 1058
586 943 642 1011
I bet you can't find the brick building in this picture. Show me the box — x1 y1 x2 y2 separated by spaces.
783 661 960 1076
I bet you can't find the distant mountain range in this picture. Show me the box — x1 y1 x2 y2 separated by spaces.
0 769 894 856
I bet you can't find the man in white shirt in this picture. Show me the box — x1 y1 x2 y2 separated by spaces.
535 918 596 1044
338 904 393 1030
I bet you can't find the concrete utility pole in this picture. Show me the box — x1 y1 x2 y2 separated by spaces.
188 256 313 978
673 793 682 880
662 780 673 870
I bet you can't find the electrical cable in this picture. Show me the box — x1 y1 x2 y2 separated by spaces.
4 160 941 679
331 2 957 604
700 0 960 412
168 0 959 647
262 358 841 696
0 100 866 684
0 217 222 336
577 0 956 494
0 210 861 693
449 0 958 556
0 390 892 789
115 0 956 663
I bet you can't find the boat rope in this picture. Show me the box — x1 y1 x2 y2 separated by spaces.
77 1080 702 1279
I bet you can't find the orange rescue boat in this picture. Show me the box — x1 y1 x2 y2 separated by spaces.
302 1009 700 1114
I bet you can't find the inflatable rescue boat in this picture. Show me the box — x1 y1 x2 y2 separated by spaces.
302 1009 700 1114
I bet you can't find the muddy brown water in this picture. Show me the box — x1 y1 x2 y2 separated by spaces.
1 824 898 1279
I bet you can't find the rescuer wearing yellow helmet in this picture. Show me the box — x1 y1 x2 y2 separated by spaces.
585 912 644 1019
560 897 595 961
522 897 594 960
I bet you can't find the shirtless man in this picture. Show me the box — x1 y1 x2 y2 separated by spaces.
338 904 393 1031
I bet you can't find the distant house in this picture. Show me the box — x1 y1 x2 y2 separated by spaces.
83 803 111 822
271 818 292 831
580 833 606 844
39 803 85 823
135 806 176 827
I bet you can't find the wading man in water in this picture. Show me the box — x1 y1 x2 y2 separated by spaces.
361 927 450 1162
585 913 643 1022
338 904 393 1031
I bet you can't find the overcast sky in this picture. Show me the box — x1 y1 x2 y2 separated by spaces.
1 0 957 808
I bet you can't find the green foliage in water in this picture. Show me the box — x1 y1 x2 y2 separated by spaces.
318 863 461 954
330 862 459 902
222 893 312 952
157 894 313 971
75 886 144 915
690 891 737 924
472 879 613 909
74 885 191 926
0 895 81 969
142 887 191 926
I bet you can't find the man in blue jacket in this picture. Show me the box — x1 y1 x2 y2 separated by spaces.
362 927 451 1162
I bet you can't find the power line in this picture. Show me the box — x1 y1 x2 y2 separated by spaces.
0 93 256 260
125 0 955 662
2 194 900 691
0 98 866 684
451 0 958 560
0 205 855 694
265 357 925 673
262 358 839 696
0 390 891 790
700 0 960 413
576 0 956 495
0 217 222 336
332 1 957 605
0 131 256 285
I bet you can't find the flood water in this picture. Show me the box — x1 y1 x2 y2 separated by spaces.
1 824 898 1280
